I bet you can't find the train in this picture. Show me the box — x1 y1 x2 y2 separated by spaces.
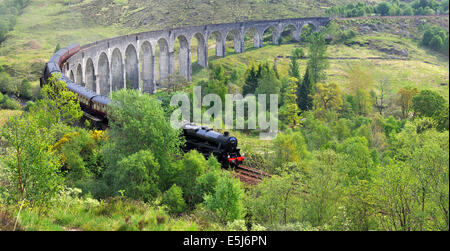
41 44 245 167
182 123 245 166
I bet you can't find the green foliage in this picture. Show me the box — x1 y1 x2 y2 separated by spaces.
204 173 246 224
376 2 391 16
326 0 449 18
297 66 314 111
412 89 447 119
0 20 8 43
31 74 83 128
307 33 328 85
279 77 301 127
272 129 309 169
0 113 64 206
192 156 222 205
16 189 200 231
162 184 187 215
313 82 343 119
288 54 300 80
176 150 208 208
103 89 184 192
255 62 281 101
51 129 107 187
247 174 302 226
0 93 20 110
292 48 305 59
396 87 419 119
18 79 31 99
301 150 343 228
320 22 356 44
302 113 333 150
109 150 161 201
346 64 374 116
0 71 14 94
242 61 260 96
326 2 374 17
421 25 449 55
54 43 61 53
336 137 376 183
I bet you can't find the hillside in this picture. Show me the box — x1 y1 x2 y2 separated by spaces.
75 0 382 29
0 0 448 94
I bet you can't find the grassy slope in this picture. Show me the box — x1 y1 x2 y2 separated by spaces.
77 0 382 29
0 0 381 79
197 34 449 97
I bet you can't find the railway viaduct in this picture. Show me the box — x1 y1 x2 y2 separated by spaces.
62 17 330 96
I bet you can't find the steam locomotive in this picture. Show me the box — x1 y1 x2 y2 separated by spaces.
182 123 245 166
41 44 245 167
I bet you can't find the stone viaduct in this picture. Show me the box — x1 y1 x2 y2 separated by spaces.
63 17 330 96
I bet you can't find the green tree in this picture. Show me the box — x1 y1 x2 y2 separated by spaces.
313 82 343 119
297 66 314 111
176 150 208 208
272 129 309 168
279 77 301 127
0 114 64 206
337 137 375 183
247 174 302 226
242 61 260 96
346 65 374 116
288 53 301 80
204 174 246 224
412 89 446 118
104 89 184 191
376 162 419 230
192 156 222 205
162 184 187 215
18 78 32 99
0 71 14 94
0 20 8 43
307 33 328 84
31 74 82 128
255 62 281 98
108 150 160 201
387 122 449 230
302 150 343 228
396 87 418 119
376 2 391 15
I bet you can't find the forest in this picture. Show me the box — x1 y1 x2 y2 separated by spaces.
0 0 448 231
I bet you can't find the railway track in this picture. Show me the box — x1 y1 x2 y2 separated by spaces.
233 165 272 185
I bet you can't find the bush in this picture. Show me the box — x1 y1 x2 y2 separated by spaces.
0 72 14 94
204 174 246 224
192 157 222 205
103 89 184 191
176 150 209 207
162 184 187 215
412 90 446 118
107 150 161 201
18 79 32 99
0 95 20 110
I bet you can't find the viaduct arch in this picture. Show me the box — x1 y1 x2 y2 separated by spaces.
63 17 329 95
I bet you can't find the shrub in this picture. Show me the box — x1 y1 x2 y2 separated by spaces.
0 72 14 94
107 150 161 201
162 184 187 215
204 174 246 224
18 79 32 99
